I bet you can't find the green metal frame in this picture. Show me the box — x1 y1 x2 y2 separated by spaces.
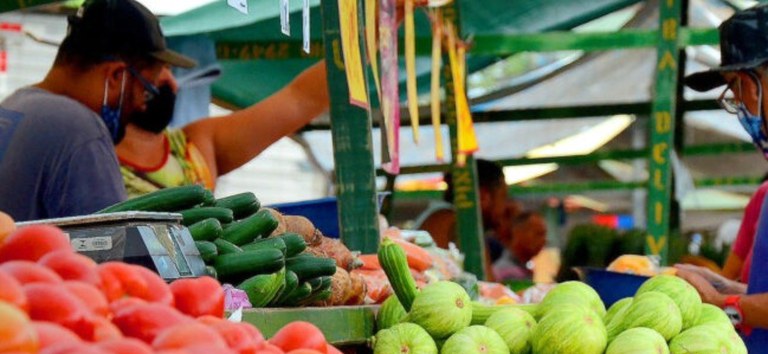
320 0 380 254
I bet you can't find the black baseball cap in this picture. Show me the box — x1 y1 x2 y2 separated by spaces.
66 0 196 68
686 4 768 92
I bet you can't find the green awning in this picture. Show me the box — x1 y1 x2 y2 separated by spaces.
0 0 61 13
163 0 644 109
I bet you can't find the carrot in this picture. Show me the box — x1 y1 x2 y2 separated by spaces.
392 238 433 272
358 254 382 270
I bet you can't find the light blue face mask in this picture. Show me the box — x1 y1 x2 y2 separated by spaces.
734 72 768 159
100 71 127 143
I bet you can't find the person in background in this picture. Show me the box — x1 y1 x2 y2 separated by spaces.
414 159 509 279
115 63 328 197
0 0 195 221
677 5 768 349
720 172 768 282
492 211 548 281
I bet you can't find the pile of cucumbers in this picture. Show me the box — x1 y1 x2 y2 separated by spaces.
98 185 338 307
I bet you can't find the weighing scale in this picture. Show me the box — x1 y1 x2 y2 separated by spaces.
17 212 206 281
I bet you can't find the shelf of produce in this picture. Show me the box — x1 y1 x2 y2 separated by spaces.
240 305 378 346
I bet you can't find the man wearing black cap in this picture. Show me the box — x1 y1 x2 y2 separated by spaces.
0 0 196 221
676 4 768 350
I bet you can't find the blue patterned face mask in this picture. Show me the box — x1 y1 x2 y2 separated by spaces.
729 71 768 159
100 71 127 144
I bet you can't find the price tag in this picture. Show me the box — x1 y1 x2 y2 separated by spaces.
281 0 291 36
302 0 310 53
227 0 248 14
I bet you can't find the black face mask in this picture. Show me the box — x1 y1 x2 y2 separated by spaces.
130 85 176 133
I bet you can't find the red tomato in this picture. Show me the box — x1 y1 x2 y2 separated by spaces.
39 341 105 354
196 315 226 326
62 281 110 317
0 301 38 353
209 320 265 354
170 276 224 318
0 225 71 262
38 250 101 288
268 322 327 353
96 338 153 354
183 343 238 354
134 266 174 306
152 322 228 351
111 302 191 343
23 283 91 337
109 298 146 318
1 260 63 284
97 262 148 302
0 270 28 311
258 344 286 354
32 321 82 349
88 315 123 342
286 350 325 354
325 344 343 354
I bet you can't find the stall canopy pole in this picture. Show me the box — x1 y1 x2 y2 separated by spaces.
443 1 487 280
646 0 682 265
320 0 380 254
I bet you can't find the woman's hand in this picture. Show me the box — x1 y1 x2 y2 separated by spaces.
675 267 727 307
674 263 746 294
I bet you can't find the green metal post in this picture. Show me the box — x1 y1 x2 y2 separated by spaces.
443 3 487 279
320 0 379 254
646 0 682 264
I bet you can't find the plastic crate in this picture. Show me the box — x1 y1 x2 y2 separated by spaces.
575 267 649 307
270 193 388 239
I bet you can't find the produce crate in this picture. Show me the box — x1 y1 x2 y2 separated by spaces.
240 305 378 346
575 267 649 307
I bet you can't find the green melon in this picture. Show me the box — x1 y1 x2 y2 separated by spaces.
668 324 730 354
373 323 438 354
636 275 701 330
484 308 536 354
691 303 732 332
537 281 606 319
610 291 682 341
440 325 508 354
378 295 407 330
604 297 633 326
531 304 607 354
405 281 472 339
606 327 669 354
723 328 748 354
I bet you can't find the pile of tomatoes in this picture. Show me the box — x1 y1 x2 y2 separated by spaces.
0 212 342 354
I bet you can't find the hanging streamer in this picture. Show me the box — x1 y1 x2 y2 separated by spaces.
446 24 478 160
280 0 290 35
405 0 420 143
302 0 310 53
338 0 370 108
364 0 382 103
380 0 400 174
430 9 444 162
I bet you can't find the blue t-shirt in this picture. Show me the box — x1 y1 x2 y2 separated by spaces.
746 193 768 350
0 87 126 221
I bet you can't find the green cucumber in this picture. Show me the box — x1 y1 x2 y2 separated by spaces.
195 241 218 263
214 192 261 219
214 249 285 283
205 266 218 279
306 277 324 291
214 238 243 255
188 218 224 242
236 268 285 308
98 185 209 213
299 288 332 306
279 282 313 306
202 189 216 206
222 209 279 246
285 256 336 282
378 237 419 311
180 207 234 226
274 233 307 257
241 237 287 255
271 270 299 306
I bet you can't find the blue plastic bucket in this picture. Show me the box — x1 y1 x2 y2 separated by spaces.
575 267 650 307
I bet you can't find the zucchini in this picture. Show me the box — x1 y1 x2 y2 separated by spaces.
275 233 307 257
205 266 218 279
378 237 419 311
188 218 223 242
241 237 287 255
180 207 234 226
214 249 285 283
195 241 218 263
279 282 313 306
214 238 243 255
271 270 299 306
285 255 336 282
236 268 285 308
221 209 279 246
98 185 209 213
214 192 261 219
202 189 216 206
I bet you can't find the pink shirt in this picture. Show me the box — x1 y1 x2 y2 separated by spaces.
733 181 768 283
